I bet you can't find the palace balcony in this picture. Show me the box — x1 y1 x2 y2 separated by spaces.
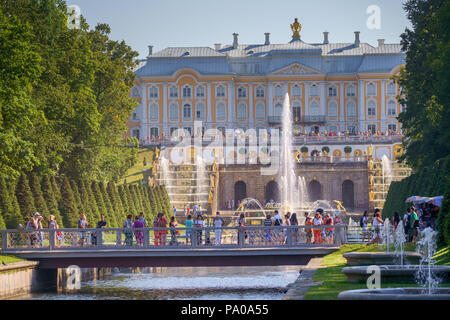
268 115 327 124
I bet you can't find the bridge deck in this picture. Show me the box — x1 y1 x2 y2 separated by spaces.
10 246 338 268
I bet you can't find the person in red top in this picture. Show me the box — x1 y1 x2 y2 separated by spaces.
158 212 168 246
304 212 314 244
324 213 334 244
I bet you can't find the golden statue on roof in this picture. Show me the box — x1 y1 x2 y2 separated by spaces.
291 18 302 40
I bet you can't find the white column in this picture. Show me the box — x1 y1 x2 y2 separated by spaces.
319 81 326 116
267 82 273 117
305 82 310 116
380 80 386 132
340 82 345 130
249 85 254 128
228 82 235 127
207 82 212 126
162 83 168 134
358 80 365 132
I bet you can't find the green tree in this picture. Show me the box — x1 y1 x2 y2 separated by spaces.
91 181 107 220
15 173 36 222
58 176 79 228
41 175 63 228
83 180 100 224
0 5 42 179
0 176 19 228
29 173 49 219
100 182 117 227
398 0 450 170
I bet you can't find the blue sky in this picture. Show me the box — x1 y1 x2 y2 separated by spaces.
68 0 411 59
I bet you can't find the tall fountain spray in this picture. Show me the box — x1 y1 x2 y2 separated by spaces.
381 155 393 187
160 155 171 187
279 93 300 211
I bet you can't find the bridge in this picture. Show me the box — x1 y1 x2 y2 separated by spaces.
0 225 345 268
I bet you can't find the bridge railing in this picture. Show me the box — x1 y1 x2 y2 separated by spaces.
0 225 348 252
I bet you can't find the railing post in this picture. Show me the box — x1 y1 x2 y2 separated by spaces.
116 229 122 246
1 230 7 251
49 229 55 251
286 227 292 247
192 228 197 248
238 228 243 248
144 229 150 247
97 229 103 248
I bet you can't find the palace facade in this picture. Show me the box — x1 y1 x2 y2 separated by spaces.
127 22 410 212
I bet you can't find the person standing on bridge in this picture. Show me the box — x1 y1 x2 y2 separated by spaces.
313 211 323 244
78 214 88 247
133 216 145 246
185 214 193 245
139 212 147 227
123 214 133 246
290 213 299 244
194 214 205 246
213 212 224 245
158 213 168 246
264 214 273 243
304 212 313 244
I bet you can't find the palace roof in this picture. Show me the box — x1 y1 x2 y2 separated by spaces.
135 40 405 77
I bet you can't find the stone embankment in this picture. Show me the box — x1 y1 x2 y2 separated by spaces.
282 258 325 300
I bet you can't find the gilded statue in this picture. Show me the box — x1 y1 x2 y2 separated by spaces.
369 191 375 201
155 147 160 160
367 145 373 158
295 150 301 163
291 18 302 40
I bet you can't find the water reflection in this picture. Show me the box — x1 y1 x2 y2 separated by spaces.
29 266 300 300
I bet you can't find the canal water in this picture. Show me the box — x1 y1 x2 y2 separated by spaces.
26 266 300 300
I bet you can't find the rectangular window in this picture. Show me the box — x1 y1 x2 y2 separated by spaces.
196 86 205 98
183 127 192 136
388 124 397 132
150 127 159 137
310 85 319 97
169 127 178 137
368 125 376 134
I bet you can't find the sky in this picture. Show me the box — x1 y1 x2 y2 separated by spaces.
68 0 411 59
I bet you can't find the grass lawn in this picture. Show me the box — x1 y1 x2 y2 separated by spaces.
0 254 25 265
304 244 449 300
434 247 450 265
119 147 156 185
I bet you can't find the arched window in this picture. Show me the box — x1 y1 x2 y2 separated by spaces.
346 100 357 117
367 100 376 116
387 101 397 116
367 83 376 96
216 102 226 120
275 85 283 97
169 86 178 98
328 100 338 117
169 103 179 120
183 104 192 119
182 85 192 98
149 86 158 98
196 85 205 98
150 103 159 120
196 103 205 120
309 101 319 116
238 87 247 98
255 86 265 98
310 84 319 97
346 85 356 97
292 101 301 121
255 102 265 120
328 86 337 97
292 84 302 97
237 102 247 120
274 103 283 117
216 85 226 97
387 82 397 95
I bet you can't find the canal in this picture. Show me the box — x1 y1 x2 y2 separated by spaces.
24 266 300 300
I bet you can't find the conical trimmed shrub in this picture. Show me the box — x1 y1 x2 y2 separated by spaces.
59 177 79 228
15 174 36 222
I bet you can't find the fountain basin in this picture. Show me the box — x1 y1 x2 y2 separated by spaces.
342 265 450 283
343 252 421 266
338 288 450 300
